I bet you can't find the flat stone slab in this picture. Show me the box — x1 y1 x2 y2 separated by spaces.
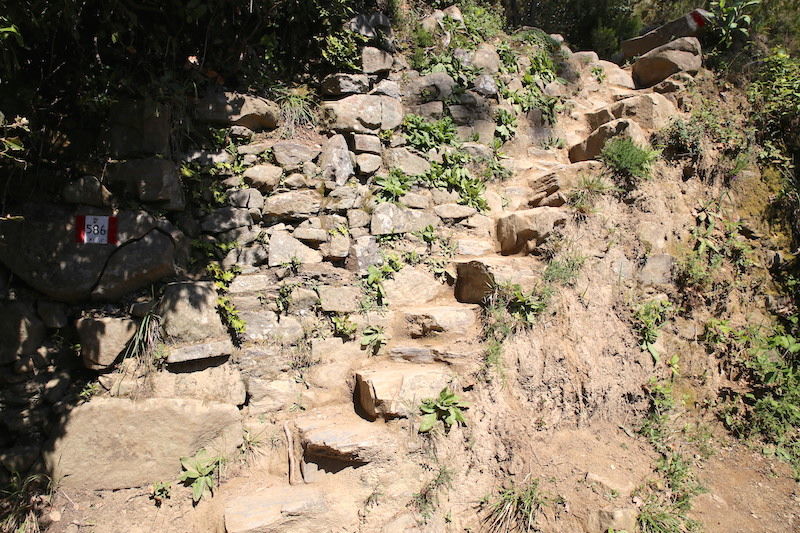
355 363 457 419
295 411 392 463
224 485 329 533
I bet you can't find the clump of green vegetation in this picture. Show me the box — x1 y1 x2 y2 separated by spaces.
639 379 676 453
653 117 706 161
320 30 367 71
419 150 488 210
122 310 164 373
375 168 415 203
540 136 565 150
79 381 101 402
707 0 762 50
543 253 586 286
418 388 469 433
0 472 50 533
273 84 317 138
331 314 357 341
494 108 517 144
410 465 453 522
150 481 172 506
360 325 387 356
178 451 222 504
634 299 674 364
361 257 403 308
590 65 606 83
601 138 660 189
637 496 702 533
567 174 617 217
402 114 458 152
481 478 548 533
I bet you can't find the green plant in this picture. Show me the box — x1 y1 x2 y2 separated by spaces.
122 310 162 371
150 481 172 505
541 136 565 150
639 379 676 453
494 108 517 144
217 295 246 339
419 150 488 211
656 454 706 510
274 85 317 137
79 381 101 402
362 260 402 307
418 387 469 433
178 451 222 504
320 30 367 71
637 497 702 533
0 472 50 533
634 299 674 364
410 465 453 521
482 478 547 533
653 118 706 161
707 0 762 50
275 283 297 316
332 314 357 341
601 138 660 189
402 114 458 152
543 253 586 286
590 65 606 83
360 325 387 355
567 175 617 216
496 41 518 73
375 168 415 202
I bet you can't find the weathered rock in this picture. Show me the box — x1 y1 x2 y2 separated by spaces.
372 79 401 99
586 93 675 131
401 191 432 209
632 37 702 88
588 508 638 533
568 119 648 163
409 72 457 103
200 207 253 233
403 305 478 338
383 147 431 176
91 230 176 301
228 188 264 210
472 74 498 98
76 316 137 370
0 206 178 302
322 234 350 260
348 11 391 38
196 91 279 131
263 190 322 219
224 485 330 533
159 281 227 343
321 95 403 134
110 100 171 158
321 73 370 96
370 202 439 235
496 207 568 254
0 302 45 365
318 286 361 313
434 203 477 220
37 300 68 329
347 236 381 273
243 164 283 192
383 266 447 306
296 411 392 463
352 134 382 154
356 153 382 175
638 254 674 286
46 398 242 490
272 141 321 169
110 364 246 405
597 60 635 89
268 232 323 266
355 364 457 419
109 158 185 210
456 238 494 256
362 46 394 74
622 9 711 59
454 258 541 303
63 176 113 207
318 134 355 186
471 43 500 74
165 339 235 364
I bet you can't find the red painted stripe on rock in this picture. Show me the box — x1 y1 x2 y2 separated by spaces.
691 10 707 28
75 215 85 243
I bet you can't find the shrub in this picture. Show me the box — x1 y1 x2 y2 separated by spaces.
375 168 415 202
402 114 458 152
653 118 706 160
179 451 222 503
634 299 674 363
707 0 762 50
601 138 660 188
567 174 617 216
418 388 470 433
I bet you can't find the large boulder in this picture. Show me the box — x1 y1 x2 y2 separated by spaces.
318 134 355 186
108 158 185 211
109 100 171 158
586 93 675 131
46 397 242 490
632 37 702 89
196 91 279 130
263 190 322 219
496 207 568 255
370 202 439 235
0 302 45 365
320 95 403 134
622 10 711 59
0 205 178 302
568 119 648 163
76 316 137 370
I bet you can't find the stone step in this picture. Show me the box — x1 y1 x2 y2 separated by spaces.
354 362 458 420
453 256 544 304
386 342 481 364
224 483 334 533
395 304 481 340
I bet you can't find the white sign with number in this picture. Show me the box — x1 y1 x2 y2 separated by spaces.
76 215 118 245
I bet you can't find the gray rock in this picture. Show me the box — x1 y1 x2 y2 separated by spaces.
293 225 330 243
224 485 330 533
263 190 322 218
76 316 137 370
411 72 457 102
471 43 500 74
272 141 321 169
496 207 568 254
383 147 431 176
236 244 269 267
243 164 282 192
196 91 279 131
0 302 45 365
321 234 350 260
166 339 235 364
347 209 370 228
356 364 456 419
109 158 185 211
362 46 393 74
347 235 381 273
568 119 648 163
37 300 68 329
321 73 370 96
348 12 391 38
109 100 171 158
110 363 246 406
326 185 367 211
229 125 254 141
352 134 382 154
318 134 355 185
370 202 440 235
159 281 228 343
372 79 401 99
321 95 403 134
238 141 273 155
623 9 711 59
46 397 242 490
63 176 113 207
318 286 361 313
400 191 432 209
268 232 323 266
356 153 382 175
632 37 702 88
638 254 675 286
227 188 264 209
434 203 477 219
200 207 253 233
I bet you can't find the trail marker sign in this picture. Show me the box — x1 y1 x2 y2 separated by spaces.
75 215 118 245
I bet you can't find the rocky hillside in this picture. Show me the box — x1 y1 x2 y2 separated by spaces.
1 3 798 533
